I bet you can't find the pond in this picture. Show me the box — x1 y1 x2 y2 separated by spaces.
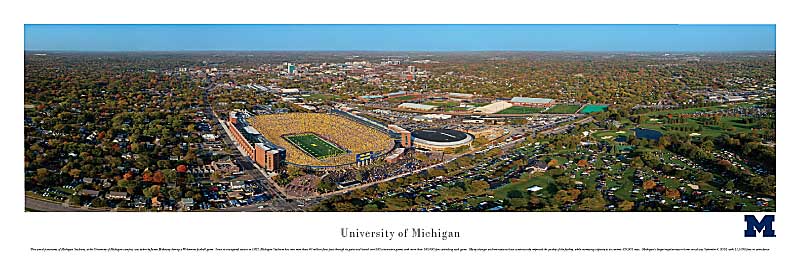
633 128 663 140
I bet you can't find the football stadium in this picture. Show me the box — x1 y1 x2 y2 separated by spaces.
251 113 395 168
410 129 474 151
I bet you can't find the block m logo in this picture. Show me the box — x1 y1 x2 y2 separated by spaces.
744 215 775 237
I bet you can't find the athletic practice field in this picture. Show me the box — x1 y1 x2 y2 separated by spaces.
285 133 345 159
497 106 546 114
580 104 609 113
544 104 582 114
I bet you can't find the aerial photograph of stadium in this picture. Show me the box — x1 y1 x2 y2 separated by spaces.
23 24 776 212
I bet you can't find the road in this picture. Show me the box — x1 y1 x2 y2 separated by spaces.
205 88 299 211
25 196 92 212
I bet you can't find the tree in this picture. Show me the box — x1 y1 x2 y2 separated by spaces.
36 168 49 182
507 189 524 199
68 168 81 178
90 198 105 208
555 176 572 188
577 196 606 211
666 188 681 200
210 172 221 182
168 188 181 200
528 195 542 209
428 168 446 177
469 180 490 195
618 200 634 211
362 204 380 212
724 180 735 191
643 180 656 190
553 188 581 206
631 157 645 169
68 195 82 206
152 171 165 184
142 171 153 182
334 202 358 212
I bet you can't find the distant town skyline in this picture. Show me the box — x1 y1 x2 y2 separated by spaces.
24 24 775 52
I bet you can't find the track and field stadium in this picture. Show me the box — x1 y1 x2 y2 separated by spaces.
251 113 395 167
410 129 474 151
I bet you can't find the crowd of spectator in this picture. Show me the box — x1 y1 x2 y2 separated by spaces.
251 113 395 166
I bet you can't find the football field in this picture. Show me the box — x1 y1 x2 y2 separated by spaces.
284 133 345 159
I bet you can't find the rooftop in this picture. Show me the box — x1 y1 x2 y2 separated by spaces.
399 103 437 110
510 97 554 103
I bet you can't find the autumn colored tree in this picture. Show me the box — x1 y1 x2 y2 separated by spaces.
152 171 165 184
666 188 681 200
142 170 153 182
643 180 656 190
618 200 634 211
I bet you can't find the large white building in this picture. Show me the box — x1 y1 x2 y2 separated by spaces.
474 101 512 114
510 97 555 107
399 103 438 111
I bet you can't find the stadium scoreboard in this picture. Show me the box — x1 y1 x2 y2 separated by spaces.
356 152 374 162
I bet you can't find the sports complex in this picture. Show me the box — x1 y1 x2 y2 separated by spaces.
251 113 395 168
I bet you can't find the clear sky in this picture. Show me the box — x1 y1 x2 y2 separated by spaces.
24 24 776 52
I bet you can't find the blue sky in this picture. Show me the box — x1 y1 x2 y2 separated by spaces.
24 24 776 52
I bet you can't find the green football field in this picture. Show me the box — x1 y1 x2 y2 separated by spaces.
497 106 546 114
544 104 582 114
285 134 345 159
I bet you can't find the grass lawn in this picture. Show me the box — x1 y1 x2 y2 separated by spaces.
592 130 627 140
497 106 546 114
494 173 555 199
445 107 471 111
388 95 418 102
424 101 459 108
544 104 582 114
639 116 773 138
284 133 345 159
641 103 755 118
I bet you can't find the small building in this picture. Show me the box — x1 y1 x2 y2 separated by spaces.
527 160 549 172
80 189 100 197
106 191 129 200
181 198 195 208
384 148 406 163
724 95 746 102
230 181 246 189
202 133 217 141
211 159 240 177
